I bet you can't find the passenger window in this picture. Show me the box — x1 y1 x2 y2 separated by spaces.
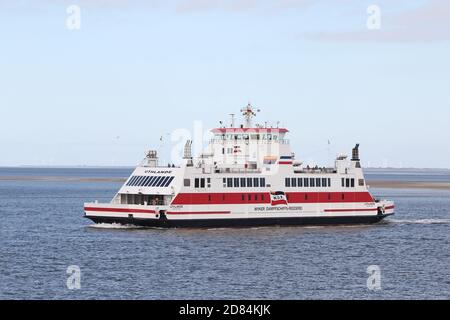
156 177 168 187
126 176 136 186
141 176 151 186
131 176 140 187
145 177 156 187
134 176 144 186
151 176 162 187
135 176 143 186
142 177 151 186
291 178 297 187
164 177 175 187
137 177 147 186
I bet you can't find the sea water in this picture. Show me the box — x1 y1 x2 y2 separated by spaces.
0 168 449 299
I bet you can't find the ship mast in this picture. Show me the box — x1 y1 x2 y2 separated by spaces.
240 103 260 128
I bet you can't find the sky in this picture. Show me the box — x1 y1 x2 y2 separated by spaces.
0 0 449 168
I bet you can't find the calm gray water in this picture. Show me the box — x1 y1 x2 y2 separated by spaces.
0 168 449 300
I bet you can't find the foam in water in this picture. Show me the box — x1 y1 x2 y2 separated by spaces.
88 223 144 229
388 219 450 225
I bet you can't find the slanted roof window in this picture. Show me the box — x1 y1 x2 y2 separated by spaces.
156 176 169 187
151 176 163 187
126 176 138 186
142 176 152 186
145 176 156 186
164 176 175 187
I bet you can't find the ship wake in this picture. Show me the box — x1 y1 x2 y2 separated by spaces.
88 223 145 229
388 218 450 225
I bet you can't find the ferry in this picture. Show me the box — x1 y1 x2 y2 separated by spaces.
84 105 394 228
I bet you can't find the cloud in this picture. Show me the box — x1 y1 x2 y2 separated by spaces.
304 0 450 43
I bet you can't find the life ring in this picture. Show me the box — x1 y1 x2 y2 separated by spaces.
155 213 160 219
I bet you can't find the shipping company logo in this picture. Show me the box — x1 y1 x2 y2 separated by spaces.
270 191 288 206
233 145 242 153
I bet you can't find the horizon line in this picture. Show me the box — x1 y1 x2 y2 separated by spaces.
0 165 449 171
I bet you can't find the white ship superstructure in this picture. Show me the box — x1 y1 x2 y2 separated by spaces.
84 105 394 228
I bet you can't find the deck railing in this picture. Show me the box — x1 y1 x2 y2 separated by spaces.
209 139 289 144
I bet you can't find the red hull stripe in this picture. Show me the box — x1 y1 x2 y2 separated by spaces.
385 205 395 210
84 207 156 214
171 192 374 205
271 200 288 206
278 161 293 165
167 211 231 215
324 208 378 212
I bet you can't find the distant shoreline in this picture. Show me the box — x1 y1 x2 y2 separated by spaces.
1 176 449 190
367 180 450 190
0 166 135 169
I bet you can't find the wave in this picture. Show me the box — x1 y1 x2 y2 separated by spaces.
388 219 450 225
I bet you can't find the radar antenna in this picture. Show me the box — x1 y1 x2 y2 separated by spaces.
241 103 260 128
